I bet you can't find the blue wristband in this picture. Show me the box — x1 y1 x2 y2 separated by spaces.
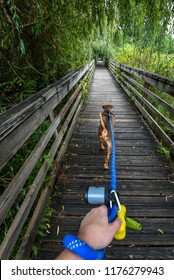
63 234 105 260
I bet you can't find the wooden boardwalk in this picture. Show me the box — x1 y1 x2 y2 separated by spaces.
36 62 174 260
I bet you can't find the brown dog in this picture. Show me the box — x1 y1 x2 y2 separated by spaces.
98 105 116 169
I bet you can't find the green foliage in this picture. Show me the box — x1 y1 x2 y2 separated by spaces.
114 44 174 79
31 202 52 258
157 146 170 157
32 245 38 257
1 0 173 110
42 155 53 168
0 77 45 110
37 202 52 238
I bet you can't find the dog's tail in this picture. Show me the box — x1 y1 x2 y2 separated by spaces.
99 112 107 131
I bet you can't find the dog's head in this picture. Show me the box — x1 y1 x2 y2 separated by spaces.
102 104 114 112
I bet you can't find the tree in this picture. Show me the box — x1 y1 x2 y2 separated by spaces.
0 0 173 109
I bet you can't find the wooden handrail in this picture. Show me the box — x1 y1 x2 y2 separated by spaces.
0 60 94 170
108 59 174 153
0 59 95 259
109 59 174 96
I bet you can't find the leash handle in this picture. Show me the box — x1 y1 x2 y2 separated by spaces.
114 205 126 240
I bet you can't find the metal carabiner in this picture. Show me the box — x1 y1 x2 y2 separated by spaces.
110 190 121 212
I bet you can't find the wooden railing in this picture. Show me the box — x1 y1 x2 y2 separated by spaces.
108 59 174 154
0 60 95 259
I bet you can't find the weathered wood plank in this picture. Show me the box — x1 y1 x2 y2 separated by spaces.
39 216 174 239
35 245 174 260
60 166 171 180
52 194 174 205
69 136 159 146
50 202 174 218
57 177 174 196
106 247 174 260
71 132 157 141
63 154 169 166
67 146 160 157
39 233 174 246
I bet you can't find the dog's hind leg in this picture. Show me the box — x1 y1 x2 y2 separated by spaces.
99 136 105 150
104 139 112 169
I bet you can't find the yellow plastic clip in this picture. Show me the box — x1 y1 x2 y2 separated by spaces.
114 204 126 240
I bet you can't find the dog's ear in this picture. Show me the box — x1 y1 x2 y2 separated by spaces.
108 105 114 110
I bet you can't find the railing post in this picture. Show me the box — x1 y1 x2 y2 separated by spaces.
104 57 108 67
49 111 59 138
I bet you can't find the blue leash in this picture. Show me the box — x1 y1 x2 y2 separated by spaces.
85 110 142 235
108 112 119 222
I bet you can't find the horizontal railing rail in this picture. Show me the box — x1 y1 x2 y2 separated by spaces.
108 59 174 154
0 59 95 259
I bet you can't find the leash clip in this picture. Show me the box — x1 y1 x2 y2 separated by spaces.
110 190 121 212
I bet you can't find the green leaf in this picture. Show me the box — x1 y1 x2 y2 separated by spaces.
19 39 25 55
32 245 38 257
157 146 170 157
43 155 53 167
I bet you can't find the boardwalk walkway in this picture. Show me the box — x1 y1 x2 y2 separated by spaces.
36 62 174 260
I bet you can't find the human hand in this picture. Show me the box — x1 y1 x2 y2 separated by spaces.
78 205 122 250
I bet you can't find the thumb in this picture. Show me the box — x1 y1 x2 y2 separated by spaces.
109 217 122 235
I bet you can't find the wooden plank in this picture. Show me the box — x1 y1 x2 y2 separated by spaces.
70 137 159 146
70 138 159 147
106 247 174 260
59 168 170 180
39 232 174 246
73 127 155 134
63 154 169 167
57 177 174 196
40 216 174 237
35 245 174 260
50 201 174 218
57 194 174 205
67 146 160 156
77 118 146 126
71 132 157 141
